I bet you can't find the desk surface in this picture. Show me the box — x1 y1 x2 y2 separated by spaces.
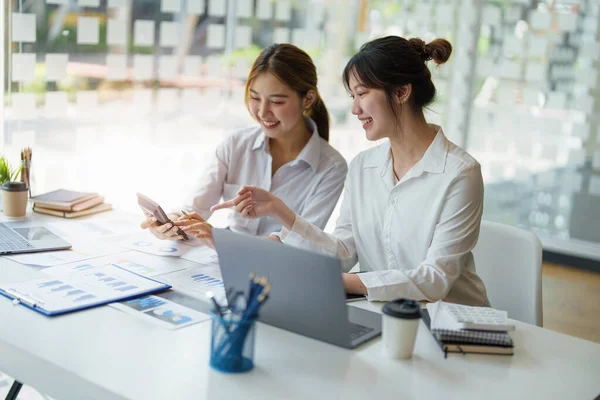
1 212 600 400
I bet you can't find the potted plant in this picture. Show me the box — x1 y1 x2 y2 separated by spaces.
0 157 22 185
0 157 23 207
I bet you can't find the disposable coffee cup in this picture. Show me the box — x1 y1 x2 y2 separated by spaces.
2 181 29 217
381 298 421 359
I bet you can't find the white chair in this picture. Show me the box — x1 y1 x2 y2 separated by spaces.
472 220 543 327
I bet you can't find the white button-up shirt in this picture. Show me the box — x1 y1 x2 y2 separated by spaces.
184 117 348 237
283 126 489 306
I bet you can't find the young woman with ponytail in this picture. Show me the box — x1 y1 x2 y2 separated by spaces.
213 36 490 306
141 44 347 244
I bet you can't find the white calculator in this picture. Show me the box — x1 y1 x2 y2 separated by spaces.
443 303 515 331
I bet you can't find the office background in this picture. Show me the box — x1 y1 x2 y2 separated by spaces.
1 0 599 279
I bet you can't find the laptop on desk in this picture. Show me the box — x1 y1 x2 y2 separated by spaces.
0 221 71 255
213 228 382 349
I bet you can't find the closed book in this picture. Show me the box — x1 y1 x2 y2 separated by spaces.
33 203 112 219
441 343 514 356
31 189 99 211
422 309 514 357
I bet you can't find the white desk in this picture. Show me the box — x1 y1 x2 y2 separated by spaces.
1 212 600 400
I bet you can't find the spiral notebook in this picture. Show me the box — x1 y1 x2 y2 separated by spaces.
422 304 514 357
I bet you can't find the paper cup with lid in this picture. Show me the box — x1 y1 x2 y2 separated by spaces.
381 298 421 359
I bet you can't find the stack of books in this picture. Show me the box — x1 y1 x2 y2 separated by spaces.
423 301 515 357
32 189 112 218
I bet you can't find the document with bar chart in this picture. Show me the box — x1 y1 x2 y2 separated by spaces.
158 265 226 303
0 263 171 316
110 295 210 330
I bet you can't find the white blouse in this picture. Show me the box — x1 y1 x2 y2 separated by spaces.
184 117 348 237
282 126 490 306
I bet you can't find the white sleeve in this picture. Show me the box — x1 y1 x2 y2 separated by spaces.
270 160 347 239
181 136 231 220
282 170 358 271
358 164 484 302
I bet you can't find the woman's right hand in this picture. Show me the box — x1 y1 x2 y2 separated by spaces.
139 211 185 240
210 186 296 230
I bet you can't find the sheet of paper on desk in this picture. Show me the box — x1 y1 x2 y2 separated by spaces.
111 250 188 277
109 295 210 330
47 219 140 239
16 263 167 314
5 250 98 268
5 239 124 268
43 252 187 278
120 232 198 257
180 245 219 266
158 265 225 303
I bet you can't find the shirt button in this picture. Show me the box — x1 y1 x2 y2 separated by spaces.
391 199 396 206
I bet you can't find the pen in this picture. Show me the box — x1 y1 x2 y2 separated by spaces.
206 291 224 318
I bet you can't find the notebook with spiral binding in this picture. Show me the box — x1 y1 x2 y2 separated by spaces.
422 309 514 357
433 328 513 347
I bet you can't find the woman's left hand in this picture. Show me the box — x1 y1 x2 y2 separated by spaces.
173 212 215 249
342 273 368 295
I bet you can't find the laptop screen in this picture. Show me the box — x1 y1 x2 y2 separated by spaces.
13 227 61 242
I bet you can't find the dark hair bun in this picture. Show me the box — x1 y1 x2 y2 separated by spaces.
408 38 452 65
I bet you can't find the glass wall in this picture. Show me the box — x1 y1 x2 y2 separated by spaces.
2 0 599 258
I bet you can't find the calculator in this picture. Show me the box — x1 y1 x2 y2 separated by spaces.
443 303 515 331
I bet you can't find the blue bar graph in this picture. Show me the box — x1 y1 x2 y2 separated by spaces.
191 274 223 288
116 285 137 292
65 290 85 297
107 281 126 287
94 273 105 277
99 277 116 282
37 280 62 288
122 262 154 275
50 285 73 292
125 296 166 308
73 264 93 271
74 294 96 302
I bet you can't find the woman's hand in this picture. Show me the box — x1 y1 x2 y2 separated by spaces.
210 186 277 219
342 273 368 295
173 211 215 249
140 211 185 240
210 186 296 230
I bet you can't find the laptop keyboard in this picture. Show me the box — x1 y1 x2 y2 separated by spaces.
349 323 375 341
0 223 34 252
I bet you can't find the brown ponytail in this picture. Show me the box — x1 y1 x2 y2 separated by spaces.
245 44 330 141
305 96 329 141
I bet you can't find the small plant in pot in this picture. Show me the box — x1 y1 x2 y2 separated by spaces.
0 156 24 194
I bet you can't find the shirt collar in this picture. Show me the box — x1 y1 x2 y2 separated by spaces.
419 125 447 174
252 117 321 171
363 124 448 176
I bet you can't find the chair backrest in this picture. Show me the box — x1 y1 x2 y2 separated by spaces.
472 220 543 326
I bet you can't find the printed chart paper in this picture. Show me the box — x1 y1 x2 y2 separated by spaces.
111 295 210 329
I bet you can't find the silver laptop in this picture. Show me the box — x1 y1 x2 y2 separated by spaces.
213 228 382 349
0 222 71 255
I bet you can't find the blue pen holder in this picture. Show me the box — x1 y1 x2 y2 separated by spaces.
209 312 257 373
